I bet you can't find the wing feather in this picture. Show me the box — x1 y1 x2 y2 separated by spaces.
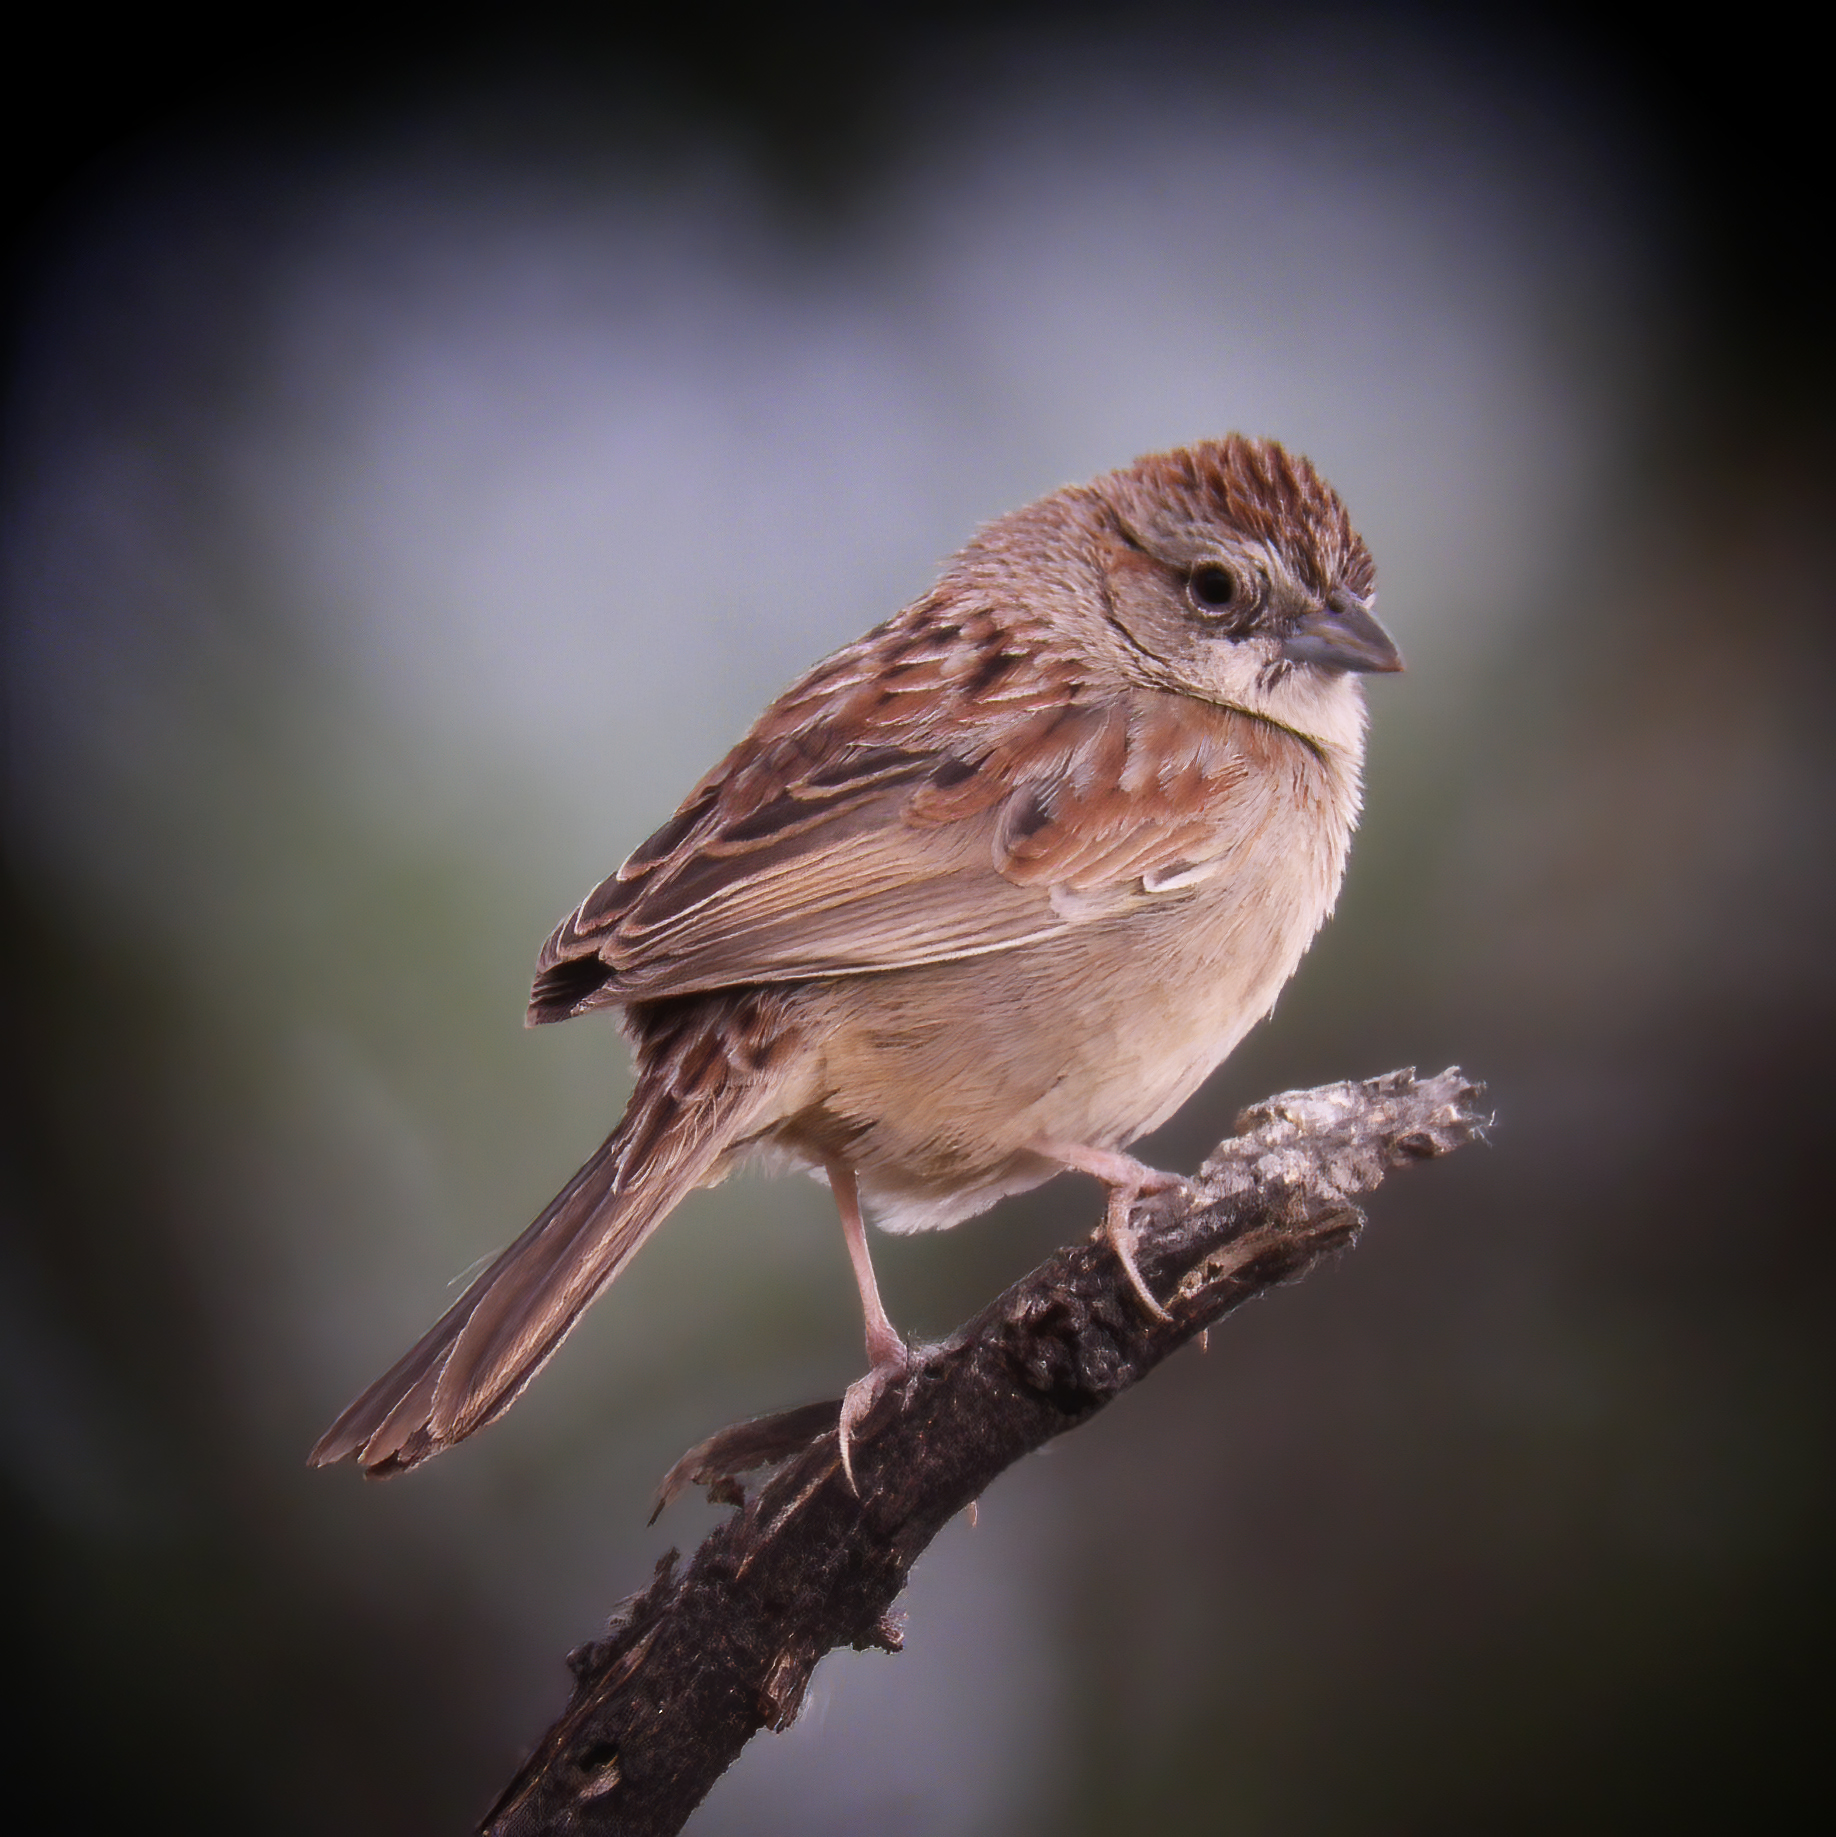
531 607 1302 1019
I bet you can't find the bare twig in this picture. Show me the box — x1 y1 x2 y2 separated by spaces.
481 1067 1487 1837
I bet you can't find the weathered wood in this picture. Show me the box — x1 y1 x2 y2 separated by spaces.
482 1066 1487 1837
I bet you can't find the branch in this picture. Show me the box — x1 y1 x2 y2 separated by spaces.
481 1066 1487 1837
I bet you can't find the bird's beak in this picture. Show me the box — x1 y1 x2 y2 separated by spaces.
1281 590 1404 674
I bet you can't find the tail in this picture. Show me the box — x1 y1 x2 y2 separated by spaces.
310 1012 779 1476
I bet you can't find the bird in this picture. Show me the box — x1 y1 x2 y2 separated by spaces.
311 434 1401 1483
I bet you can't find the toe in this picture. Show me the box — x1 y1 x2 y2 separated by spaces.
1104 1195 1175 1324
838 1357 906 1494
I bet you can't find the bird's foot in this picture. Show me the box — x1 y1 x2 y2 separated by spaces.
1103 1181 1178 1324
838 1329 912 1496
1038 1141 1183 1324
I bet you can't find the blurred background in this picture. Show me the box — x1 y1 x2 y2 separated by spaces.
3 5 1829 1832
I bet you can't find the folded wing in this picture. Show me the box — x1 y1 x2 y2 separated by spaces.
531 607 1287 1020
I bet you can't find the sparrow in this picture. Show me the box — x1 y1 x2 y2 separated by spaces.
311 435 1401 1483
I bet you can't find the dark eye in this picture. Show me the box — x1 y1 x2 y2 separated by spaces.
1188 564 1238 613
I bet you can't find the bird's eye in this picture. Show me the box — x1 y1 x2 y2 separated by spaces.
1188 565 1238 614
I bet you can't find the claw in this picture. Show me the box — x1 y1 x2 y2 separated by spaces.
1103 1185 1176 1323
838 1344 909 1495
1037 1139 1184 1325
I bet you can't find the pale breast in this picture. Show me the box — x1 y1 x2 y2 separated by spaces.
775 723 1357 1231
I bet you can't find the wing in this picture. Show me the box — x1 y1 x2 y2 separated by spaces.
530 604 1294 1020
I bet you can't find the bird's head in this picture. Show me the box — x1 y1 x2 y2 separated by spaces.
1088 435 1401 750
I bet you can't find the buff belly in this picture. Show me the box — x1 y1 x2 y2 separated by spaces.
773 856 1335 1233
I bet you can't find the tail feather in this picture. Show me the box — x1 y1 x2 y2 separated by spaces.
310 1077 751 1477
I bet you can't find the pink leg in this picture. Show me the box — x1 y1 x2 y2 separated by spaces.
1037 1140 1183 1324
828 1160 910 1492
